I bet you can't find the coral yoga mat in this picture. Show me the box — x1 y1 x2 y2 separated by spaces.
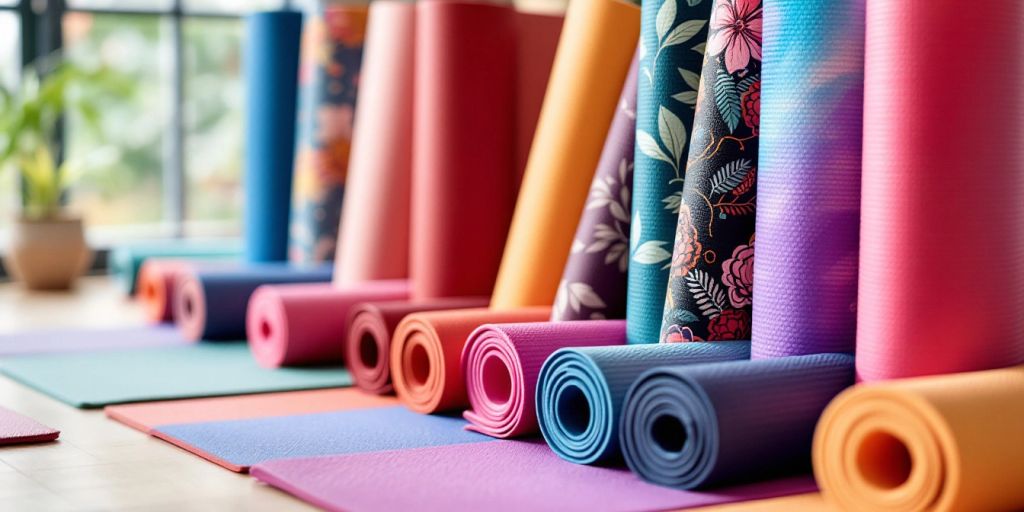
0 406 59 445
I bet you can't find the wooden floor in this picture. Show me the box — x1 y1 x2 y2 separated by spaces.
0 277 317 511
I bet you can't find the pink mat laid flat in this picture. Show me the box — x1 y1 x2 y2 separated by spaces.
105 388 397 433
252 440 816 512
0 406 59 445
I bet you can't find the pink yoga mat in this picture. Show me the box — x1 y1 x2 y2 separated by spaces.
252 440 816 512
462 320 624 438
0 407 59 445
247 280 410 368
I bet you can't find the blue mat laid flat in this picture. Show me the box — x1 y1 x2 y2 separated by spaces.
0 343 349 408
621 353 854 490
536 342 750 465
154 406 492 471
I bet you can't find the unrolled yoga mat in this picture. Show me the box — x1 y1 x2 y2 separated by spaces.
390 307 551 414
108 240 241 295
627 0 713 344
551 54 637 322
174 263 333 341
243 9 302 264
0 326 185 356
0 406 59 445
661 0 761 343
345 297 490 394
289 5 367 264
751 0 862 358
621 353 853 490
246 280 410 368
253 440 817 512
0 343 349 408
490 0 639 309
856 1 1024 381
107 388 396 434
153 406 490 472
536 341 750 464
462 320 625 438
333 0 414 286
814 366 1024 511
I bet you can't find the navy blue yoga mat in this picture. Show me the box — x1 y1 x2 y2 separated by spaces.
243 10 302 263
620 353 854 490
536 342 750 465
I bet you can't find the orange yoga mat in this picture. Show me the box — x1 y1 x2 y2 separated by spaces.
390 307 550 413
489 0 640 309
813 366 1024 511
137 259 192 324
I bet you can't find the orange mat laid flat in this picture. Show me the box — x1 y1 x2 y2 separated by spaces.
489 0 640 309
813 366 1024 512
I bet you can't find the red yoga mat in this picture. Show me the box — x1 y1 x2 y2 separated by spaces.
856 0 1024 381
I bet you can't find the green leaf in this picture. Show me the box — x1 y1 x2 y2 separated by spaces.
710 159 753 195
633 240 672 265
657 106 687 168
656 0 676 42
713 66 741 133
672 91 699 105
687 0 703 5
692 42 706 55
662 19 706 49
679 68 701 91
636 129 674 167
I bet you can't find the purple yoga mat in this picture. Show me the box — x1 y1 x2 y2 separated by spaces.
252 440 817 512
750 0 864 358
0 326 185 356
551 54 637 322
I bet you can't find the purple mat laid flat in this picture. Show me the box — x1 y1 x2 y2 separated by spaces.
252 440 817 512
0 326 185 356
0 406 59 445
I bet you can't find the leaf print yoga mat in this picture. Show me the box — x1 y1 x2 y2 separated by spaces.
627 0 713 344
551 54 638 322
750 0 863 359
856 0 1024 381
289 5 367 265
660 0 761 343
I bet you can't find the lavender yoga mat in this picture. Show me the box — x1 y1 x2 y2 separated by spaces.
253 440 817 512
551 55 637 322
0 326 185 356
750 0 863 358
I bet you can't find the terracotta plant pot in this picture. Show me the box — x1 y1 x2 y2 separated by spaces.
4 215 93 290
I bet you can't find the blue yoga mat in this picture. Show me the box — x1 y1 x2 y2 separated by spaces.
0 342 348 408
156 406 492 471
243 10 303 263
536 342 750 465
620 353 854 490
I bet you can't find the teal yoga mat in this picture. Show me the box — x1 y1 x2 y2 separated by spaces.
0 343 349 408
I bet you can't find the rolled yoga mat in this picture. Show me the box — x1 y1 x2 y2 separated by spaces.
109 240 241 295
536 341 750 465
333 0 414 286
490 0 640 309
243 9 302 264
813 366 1024 512
174 264 333 341
856 0 1024 381
621 353 854 490
289 4 368 264
750 0 863 359
247 280 410 368
462 320 624 438
551 54 637 322
627 0 713 344
660 0 761 343
345 297 490 395
137 259 192 324
390 307 551 414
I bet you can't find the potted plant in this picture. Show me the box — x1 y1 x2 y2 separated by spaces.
0 57 124 290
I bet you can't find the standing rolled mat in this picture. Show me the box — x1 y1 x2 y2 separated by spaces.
243 10 302 264
174 264 333 341
289 5 368 264
345 297 491 395
813 366 1024 512
620 353 854 490
627 0 713 344
333 0 414 286
536 341 750 465
856 0 1024 381
551 54 638 322
247 280 410 368
750 0 863 359
462 320 625 438
109 240 241 295
389 307 551 414
660 0 762 343
490 0 640 309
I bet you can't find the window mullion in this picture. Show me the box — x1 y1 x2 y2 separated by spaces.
163 0 185 238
